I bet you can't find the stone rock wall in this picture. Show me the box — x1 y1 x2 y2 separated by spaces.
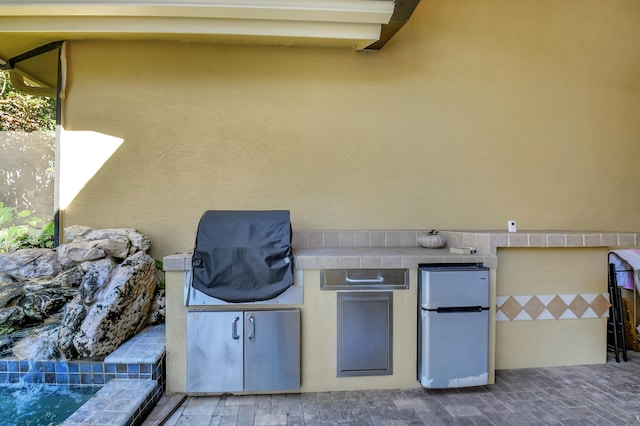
0 225 163 360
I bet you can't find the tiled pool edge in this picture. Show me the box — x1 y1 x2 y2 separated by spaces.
0 325 166 426
63 378 160 426
0 355 165 386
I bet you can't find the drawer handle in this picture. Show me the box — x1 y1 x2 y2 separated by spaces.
345 274 384 283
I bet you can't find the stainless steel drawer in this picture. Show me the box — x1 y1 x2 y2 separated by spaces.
321 269 408 290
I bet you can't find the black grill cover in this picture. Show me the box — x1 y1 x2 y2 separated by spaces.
191 210 294 303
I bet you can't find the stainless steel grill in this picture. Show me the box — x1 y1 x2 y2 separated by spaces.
185 210 302 394
186 210 302 306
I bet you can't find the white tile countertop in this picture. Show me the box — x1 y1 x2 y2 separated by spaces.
440 230 638 254
163 230 638 271
162 246 489 270
292 246 490 269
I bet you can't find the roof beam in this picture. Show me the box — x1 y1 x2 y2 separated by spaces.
0 1 398 50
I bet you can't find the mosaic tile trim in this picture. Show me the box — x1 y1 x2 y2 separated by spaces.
496 293 611 321
0 325 166 387
0 354 165 386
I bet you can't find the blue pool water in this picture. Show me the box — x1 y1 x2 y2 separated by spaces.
0 384 99 426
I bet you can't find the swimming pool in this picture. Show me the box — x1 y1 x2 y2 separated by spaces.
0 326 166 426
0 383 99 426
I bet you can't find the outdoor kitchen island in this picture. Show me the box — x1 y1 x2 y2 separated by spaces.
163 230 638 395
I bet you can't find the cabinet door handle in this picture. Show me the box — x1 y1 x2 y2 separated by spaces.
248 315 255 339
231 316 240 340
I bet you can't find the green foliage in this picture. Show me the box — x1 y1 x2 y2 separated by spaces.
0 71 56 132
155 259 166 289
0 327 15 336
0 71 55 232
0 202 54 253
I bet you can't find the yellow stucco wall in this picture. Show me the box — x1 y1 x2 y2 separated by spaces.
495 248 609 369
60 0 640 260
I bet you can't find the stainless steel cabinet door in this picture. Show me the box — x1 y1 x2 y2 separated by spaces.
337 291 393 376
244 310 301 391
187 311 244 392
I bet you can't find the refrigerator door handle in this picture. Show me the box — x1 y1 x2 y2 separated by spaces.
436 306 484 313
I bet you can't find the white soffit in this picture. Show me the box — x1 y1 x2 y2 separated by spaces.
0 0 396 50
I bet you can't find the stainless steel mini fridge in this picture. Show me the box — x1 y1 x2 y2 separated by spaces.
418 264 489 389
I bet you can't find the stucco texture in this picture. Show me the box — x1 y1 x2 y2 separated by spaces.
61 0 640 259
496 248 609 368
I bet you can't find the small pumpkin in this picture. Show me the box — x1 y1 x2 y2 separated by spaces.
418 230 446 249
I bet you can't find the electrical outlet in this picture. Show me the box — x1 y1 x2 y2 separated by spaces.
508 220 517 233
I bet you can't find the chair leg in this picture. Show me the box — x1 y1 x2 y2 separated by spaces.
607 263 627 362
